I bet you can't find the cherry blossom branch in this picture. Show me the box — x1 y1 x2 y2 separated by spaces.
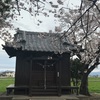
60 0 98 39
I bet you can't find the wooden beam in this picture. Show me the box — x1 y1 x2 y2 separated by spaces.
29 60 32 96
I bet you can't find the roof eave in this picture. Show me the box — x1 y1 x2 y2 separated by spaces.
2 45 16 58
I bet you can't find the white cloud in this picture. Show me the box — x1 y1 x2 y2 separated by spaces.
0 40 15 72
92 65 100 72
11 0 81 32
0 67 15 72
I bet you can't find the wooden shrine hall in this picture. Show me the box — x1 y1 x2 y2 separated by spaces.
3 30 76 96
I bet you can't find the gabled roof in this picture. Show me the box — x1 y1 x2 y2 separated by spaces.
4 30 75 54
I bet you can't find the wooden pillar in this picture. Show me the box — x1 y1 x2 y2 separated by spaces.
57 59 61 96
29 59 32 96
44 60 47 90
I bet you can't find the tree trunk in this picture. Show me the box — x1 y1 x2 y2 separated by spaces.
79 72 90 96
79 62 98 96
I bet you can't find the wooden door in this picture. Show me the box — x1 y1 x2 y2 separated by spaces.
31 60 57 89
46 61 57 88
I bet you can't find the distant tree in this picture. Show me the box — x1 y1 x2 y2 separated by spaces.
71 58 82 86
0 0 69 41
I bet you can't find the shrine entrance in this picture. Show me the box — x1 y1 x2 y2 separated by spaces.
29 59 58 95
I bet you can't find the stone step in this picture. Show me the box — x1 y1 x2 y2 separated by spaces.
13 98 79 100
12 95 79 100
31 88 57 92
0 96 12 100
30 88 58 96
30 92 58 96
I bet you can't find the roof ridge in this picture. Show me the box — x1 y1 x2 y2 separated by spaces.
17 30 62 35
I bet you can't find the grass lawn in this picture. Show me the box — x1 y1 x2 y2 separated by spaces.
0 77 14 93
88 77 100 93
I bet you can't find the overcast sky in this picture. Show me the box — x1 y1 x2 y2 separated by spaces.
0 0 99 73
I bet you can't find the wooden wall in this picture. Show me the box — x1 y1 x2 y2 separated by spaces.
15 53 30 86
15 51 70 87
60 53 70 86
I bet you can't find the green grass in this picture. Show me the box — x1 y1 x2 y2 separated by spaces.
0 77 14 93
88 77 100 93
88 77 100 81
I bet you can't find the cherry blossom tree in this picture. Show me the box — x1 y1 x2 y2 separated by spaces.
59 0 100 95
0 0 68 41
0 0 14 42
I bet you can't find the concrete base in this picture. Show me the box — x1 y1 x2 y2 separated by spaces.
0 94 100 100
12 95 79 100
0 96 12 100
0 95 79 100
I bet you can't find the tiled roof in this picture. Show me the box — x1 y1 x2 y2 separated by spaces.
5 30 74 53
